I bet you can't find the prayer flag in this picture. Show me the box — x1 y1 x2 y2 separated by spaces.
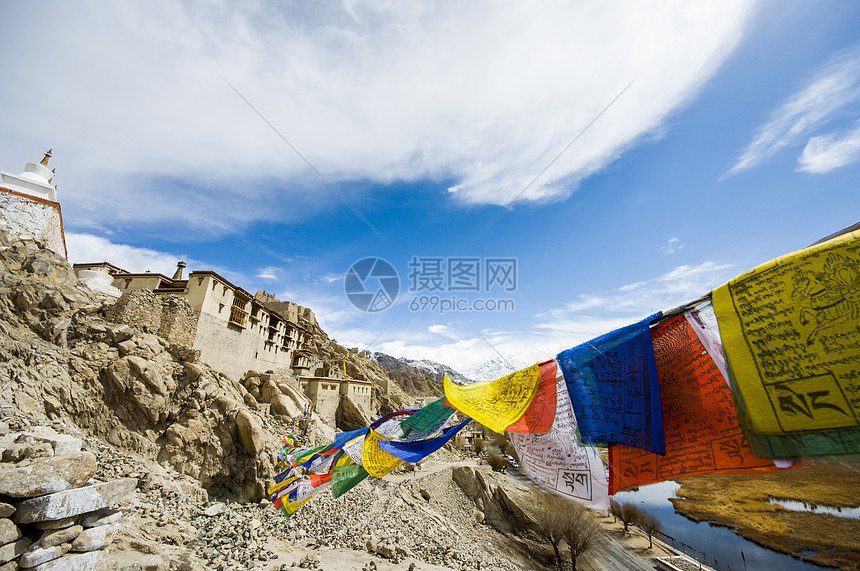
506 360 557 434
608 313 777 495
378 418 471 463
558 313 665 454
712 230 860 436
444 364 541 433
509 365 609 510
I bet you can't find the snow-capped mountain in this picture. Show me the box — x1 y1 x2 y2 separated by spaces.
395 357 473 384
457 354 534 382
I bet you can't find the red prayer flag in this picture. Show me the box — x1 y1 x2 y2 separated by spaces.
609 314 779 495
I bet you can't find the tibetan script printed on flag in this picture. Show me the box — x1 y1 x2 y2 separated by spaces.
713 230 860 435
509 369 609 509
609 314 776 494
558 313 665 454
444 364 540 433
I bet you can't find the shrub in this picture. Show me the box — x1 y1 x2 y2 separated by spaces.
529 490 602 570
487 453 508 472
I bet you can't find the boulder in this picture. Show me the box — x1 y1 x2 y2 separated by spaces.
0 452 97 498
270 394 300 418
14 479 137 524
260 380 281 403
335 395 371 432
235 411 265 456
28 551 103 570
0 505 14 519
80 509 120 529
18 543 70 568
36 517 77 530
0 537 31 564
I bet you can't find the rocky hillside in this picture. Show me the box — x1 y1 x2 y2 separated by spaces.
0 225 417 502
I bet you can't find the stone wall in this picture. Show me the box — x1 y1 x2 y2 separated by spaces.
0 190 65 258
107 290 197 347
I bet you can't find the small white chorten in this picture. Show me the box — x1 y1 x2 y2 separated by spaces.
0 149 58 202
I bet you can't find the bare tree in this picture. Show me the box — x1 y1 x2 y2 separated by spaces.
564 502 601 570
529 490 602 570
639 511 663 549
618 501 643 534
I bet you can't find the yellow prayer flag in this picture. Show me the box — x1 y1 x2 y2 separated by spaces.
443 364 541 433
712 230 860 435
362 427 404 477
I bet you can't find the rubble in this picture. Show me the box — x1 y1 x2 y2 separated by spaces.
0 427 134 570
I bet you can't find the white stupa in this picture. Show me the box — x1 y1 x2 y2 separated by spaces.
0 149 58 202
0 150 67 258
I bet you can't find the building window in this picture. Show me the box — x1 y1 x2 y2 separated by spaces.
223 286 228 296
198 278 204 286
229 296 249 327
218 303 225 313
124 279 132 289
212 281 217 291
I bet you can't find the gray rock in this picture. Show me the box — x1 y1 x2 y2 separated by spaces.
28 551 102 570
0 537 31 564
79 509 120 528
35 518 77 531
14 479 137 524
0 520 20 545
203 503 227 517
0 559 17 571
0 452 97 498
39 525 82 548
0 505 13 519
18 544 70 568
70 522 118 552
15 428 82 457
375 542 396 559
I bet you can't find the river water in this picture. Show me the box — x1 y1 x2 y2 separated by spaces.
614 481 829 571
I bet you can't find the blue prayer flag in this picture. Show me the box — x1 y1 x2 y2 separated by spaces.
557 312 665 455
377 419 471 463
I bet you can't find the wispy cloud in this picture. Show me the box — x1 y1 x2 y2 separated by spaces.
534 260 733 348
256 266 280 280
659 236 685 254
0 2 753 233
797 122 860 173
331 260 736 374
725 43 860 177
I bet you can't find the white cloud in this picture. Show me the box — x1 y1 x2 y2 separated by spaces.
534 260 734 349
65 232 246 285
0 1 753 233
659 236 685 254
726 43 860 177
66 232 187 275
256 266 280 280
797 122 860 173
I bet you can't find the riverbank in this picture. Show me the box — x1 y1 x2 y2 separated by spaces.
670 461 860 570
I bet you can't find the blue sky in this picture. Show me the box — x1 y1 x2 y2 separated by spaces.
2 1 859 377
